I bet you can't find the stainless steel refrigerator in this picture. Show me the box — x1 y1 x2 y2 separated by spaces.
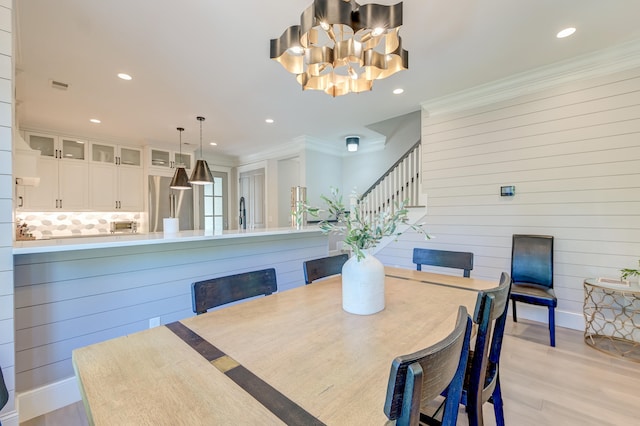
148 175 194 232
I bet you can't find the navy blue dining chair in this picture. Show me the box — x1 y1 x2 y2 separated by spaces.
384 306 473 426
0 364 8 425
440 272 511 426
510 234 556 346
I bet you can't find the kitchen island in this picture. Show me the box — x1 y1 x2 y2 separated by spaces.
13 226 323 254
13 226 328 421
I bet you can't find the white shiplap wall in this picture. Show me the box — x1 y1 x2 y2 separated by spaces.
0 0 15 422
377 65 640 330
13 232 327 395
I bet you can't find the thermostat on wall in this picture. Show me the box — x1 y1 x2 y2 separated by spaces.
500 185 515 196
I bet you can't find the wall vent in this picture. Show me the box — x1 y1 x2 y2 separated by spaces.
50 79 69 90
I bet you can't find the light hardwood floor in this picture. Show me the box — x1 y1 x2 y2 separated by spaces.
20 318 640 426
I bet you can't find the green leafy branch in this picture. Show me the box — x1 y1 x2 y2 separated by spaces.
620 259 640 281
304 187 430 261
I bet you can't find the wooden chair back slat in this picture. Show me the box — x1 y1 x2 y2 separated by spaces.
303 254 349 284
412 248 474 277
191 268 277 314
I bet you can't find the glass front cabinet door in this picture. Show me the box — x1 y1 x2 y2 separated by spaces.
26 133 87 161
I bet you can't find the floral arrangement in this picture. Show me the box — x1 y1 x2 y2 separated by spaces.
620 259 640 281
302 187 430 261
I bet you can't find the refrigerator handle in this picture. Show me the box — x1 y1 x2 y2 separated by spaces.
169 193 176 218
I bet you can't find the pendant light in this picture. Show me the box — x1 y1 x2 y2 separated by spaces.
169 127 192 190
189 116 214 185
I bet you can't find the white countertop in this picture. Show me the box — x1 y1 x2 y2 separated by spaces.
13 226 323 255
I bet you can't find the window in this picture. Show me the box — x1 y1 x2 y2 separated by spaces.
203 173 227 231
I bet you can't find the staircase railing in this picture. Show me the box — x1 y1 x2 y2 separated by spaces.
358 140 422 217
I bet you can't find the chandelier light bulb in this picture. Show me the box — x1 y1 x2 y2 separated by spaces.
289 45 304 55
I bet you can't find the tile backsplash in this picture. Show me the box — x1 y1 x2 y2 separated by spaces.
16 212 146 239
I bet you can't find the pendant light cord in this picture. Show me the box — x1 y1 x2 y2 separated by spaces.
177 127 184 157
197 116 205 160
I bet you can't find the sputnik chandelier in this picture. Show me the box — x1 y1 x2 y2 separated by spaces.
270 0 408 97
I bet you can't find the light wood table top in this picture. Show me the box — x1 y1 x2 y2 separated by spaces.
72 267 497 425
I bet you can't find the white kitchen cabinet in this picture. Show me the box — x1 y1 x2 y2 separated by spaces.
22 157 89 210
146 147 193 176
117 167 144 211
26 132 87 161
89 143 144 211
90 142 142 167
20 132 89 210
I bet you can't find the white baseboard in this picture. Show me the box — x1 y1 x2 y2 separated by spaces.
0 411 19 426
513 303 584 331
17 376 81 423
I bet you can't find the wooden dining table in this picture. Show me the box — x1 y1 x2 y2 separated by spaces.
72 267 498 425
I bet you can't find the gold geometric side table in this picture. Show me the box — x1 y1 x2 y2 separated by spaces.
583 278 640 363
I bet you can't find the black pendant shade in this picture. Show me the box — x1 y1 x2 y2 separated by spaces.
170 127 192 190
189 116 214 185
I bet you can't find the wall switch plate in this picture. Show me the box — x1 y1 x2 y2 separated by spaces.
149 317 161 328
500 185 515 196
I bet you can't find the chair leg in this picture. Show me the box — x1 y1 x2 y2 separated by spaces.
549 307 556 347
511 300 518 323
466 403 483 426
491 376 505 426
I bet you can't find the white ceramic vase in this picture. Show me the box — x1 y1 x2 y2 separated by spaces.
341 251 385 315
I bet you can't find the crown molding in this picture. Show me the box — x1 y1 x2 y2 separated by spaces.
237 136 307 164
421 37 640 117
302 135 342 156
238 132 387 164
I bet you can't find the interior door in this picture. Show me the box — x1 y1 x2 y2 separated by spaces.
239 168 265 229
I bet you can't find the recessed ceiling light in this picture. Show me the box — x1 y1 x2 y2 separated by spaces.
393 88 404 95
90 118 101 124
209 142 217 146
117 73 132 80
556 27 576 39
265 118 274 124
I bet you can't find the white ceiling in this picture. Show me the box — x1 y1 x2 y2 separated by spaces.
14 0 640 159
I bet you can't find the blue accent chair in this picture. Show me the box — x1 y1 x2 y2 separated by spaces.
384 306 473 426
510 234 556 347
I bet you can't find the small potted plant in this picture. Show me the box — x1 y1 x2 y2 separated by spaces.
620 260 640 282
303 187 430 315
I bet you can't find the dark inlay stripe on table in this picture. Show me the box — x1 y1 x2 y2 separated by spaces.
227 365 325 426
166 321 326 426
166 321 225 361
385 273 479 292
